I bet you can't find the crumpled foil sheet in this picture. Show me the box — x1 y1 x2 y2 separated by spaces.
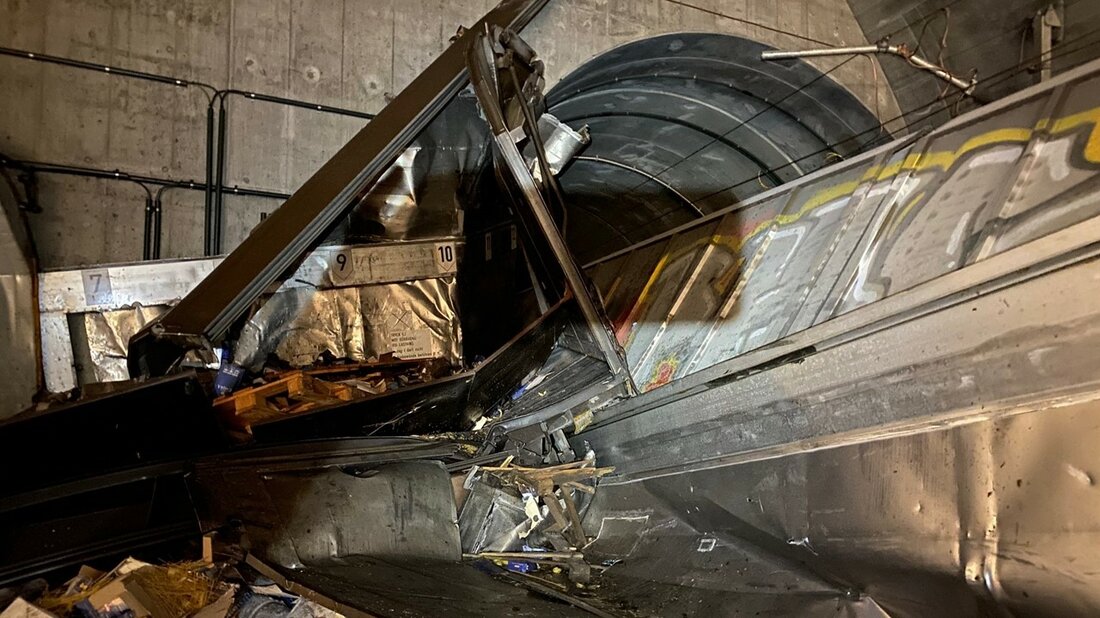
235 277 461 371
356 147 421 239
83 305 168 383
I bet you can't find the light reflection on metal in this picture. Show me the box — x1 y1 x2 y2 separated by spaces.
354 147 421 239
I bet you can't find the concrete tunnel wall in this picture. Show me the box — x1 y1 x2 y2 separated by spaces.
0 0 900 270
547 32 886 262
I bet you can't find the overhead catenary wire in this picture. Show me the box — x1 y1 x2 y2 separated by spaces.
697 27 1100 202
659 0 837 48
868 0 1090 99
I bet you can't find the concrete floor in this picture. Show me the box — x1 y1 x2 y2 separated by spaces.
0 0 899 269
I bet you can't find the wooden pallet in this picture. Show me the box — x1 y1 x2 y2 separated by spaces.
213 371 360 436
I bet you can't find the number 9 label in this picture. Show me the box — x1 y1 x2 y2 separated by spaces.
330 251 353 283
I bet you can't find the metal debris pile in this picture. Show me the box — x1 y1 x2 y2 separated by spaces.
457 451 614 592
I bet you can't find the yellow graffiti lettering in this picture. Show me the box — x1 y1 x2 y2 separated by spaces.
607 103 1100 324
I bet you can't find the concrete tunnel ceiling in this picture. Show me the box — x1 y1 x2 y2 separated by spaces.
544 32 887 263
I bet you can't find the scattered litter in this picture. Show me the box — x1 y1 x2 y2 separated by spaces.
0 598 56 618
3 539 346 618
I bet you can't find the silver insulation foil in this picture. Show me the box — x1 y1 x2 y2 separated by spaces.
41 239 462 388
234 277 461 371
82 305 168 383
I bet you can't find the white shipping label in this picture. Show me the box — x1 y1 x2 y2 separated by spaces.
81 269 113 306
322 242 458 286
434 242 456 273
328 251 357 284
388 329 434 359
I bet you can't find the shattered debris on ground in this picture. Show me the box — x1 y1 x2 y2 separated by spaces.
0 553 345 618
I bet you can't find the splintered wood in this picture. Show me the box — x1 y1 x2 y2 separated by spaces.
481 459 614 550
213 371 360 437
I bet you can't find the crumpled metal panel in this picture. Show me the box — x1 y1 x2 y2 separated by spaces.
579 397 1100 617
235 277 461 370
526 114 589 179
356 147 421 239
458 482 529 554
82 305 168 383
38 258 220 391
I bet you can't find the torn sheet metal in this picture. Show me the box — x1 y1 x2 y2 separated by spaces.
458 482 530 554
234 277 461 370
81 305 168 383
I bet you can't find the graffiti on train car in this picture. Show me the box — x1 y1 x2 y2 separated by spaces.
599 102 1100 391
842 104 1100 309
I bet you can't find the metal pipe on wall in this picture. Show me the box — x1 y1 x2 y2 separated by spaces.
0 46 213 91
0 47 376 259
212 95 228 256
207 90 376 255
142 194 155 260
203 104 216 257
0 158 289 261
